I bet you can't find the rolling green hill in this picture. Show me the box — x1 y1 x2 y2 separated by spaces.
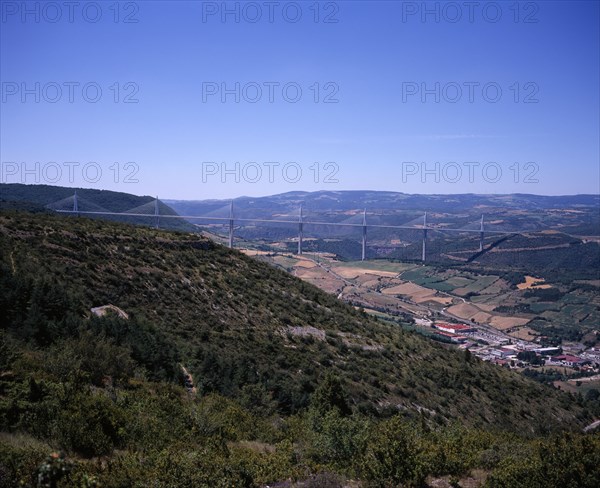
0 209 590 430
1 210 598 486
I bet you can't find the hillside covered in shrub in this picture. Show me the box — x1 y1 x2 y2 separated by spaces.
1 210 599 487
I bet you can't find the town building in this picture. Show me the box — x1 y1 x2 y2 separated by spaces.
434 322 477 334
547 354 586 367
533 346 561 356
436 331 468 344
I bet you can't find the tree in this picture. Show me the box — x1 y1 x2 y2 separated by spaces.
310 372 351 417
359 416 428 487
585 389 600 402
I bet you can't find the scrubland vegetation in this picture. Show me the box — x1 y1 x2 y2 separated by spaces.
1 211 599 487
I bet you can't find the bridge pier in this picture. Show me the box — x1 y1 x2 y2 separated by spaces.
479 214 484 252
422 212 427 262
361 209 367 261
154 196 160 229
228 201 234 249
298 205 304 255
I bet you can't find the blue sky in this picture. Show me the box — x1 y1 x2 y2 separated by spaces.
1 0 599 199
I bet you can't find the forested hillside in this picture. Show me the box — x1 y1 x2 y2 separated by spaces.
1 210 599 487
0 183 195 233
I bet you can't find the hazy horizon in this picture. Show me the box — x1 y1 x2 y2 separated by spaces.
3 181 600 202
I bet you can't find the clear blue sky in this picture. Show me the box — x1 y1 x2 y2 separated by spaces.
1 0 599 199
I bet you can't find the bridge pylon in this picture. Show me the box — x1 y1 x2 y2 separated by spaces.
298 204 304 255
479 214 485 251
154 196 160 229
422 212 428 262
228 201 234 249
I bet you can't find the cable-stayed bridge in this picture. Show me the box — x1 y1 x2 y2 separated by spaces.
49 192 529 262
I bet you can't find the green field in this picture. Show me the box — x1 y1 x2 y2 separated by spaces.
529 302 561 313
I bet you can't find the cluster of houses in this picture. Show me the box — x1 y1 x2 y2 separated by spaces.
431 322 476 343
430 322 598 372
483 344 594 369
546 354 588 368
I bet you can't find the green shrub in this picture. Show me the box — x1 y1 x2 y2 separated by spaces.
359 416 428 487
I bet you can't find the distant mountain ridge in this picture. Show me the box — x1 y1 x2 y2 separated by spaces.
0 183 195 232
165 190 600 218
2 185 597 236
165 190 600 239
166 190 600 214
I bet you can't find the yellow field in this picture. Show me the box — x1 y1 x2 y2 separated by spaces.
472 311 493 323
517 275 553 290
334 266 398 279
476 303 498 312
295 259 317 268
447 303 481 320
417 296 453 305
240 249 271 256
489 316 531 330
253 252 541 336
508 327 538 340
295 267 343 294
381 282 432 297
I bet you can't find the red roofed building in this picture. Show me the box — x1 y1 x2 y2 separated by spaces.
548 355 586 367
434 323 476 334
436 331 467 344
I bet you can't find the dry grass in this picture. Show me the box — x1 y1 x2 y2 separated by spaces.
294 267 344 294
447 302 481 319
334 266 398 278
517 276 553 290
417 296 453 305
381 282 434 298
240 249 271 256
230 440 276 454
489 316 531 330
295 258 317 268
427 469 489 488
472 311 493 323
508 326 538 340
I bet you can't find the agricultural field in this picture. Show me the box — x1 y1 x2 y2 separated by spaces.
554 377 600 396
255 252 600 346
